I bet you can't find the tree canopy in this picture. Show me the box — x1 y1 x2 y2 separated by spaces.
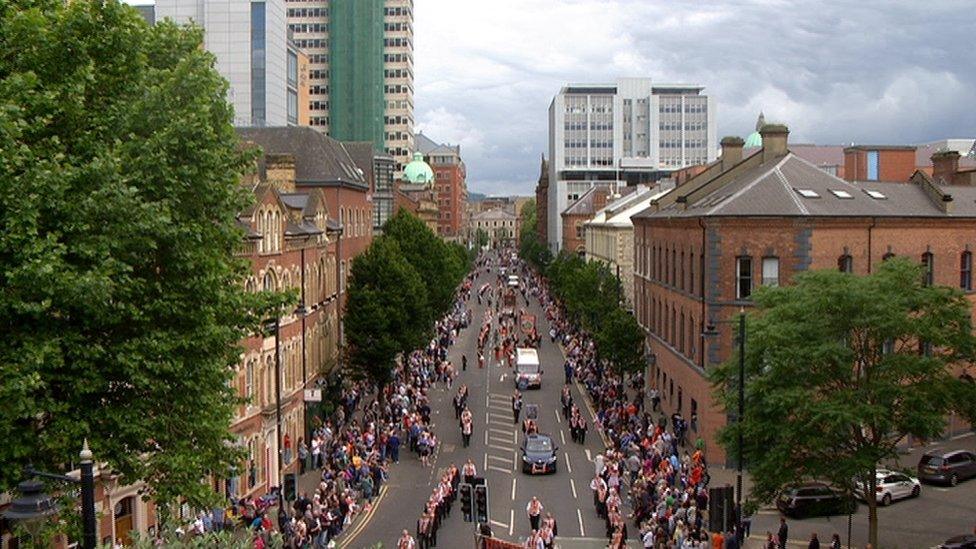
710 258 976 546
383 208 467 317
0 0 275 512
344 236 430 388
518 198 551 269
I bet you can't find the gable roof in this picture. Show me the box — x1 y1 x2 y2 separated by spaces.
236 127 368 190
343 142 376 189
472 208 516 221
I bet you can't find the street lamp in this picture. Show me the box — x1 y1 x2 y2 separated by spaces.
3 441 99 549
264 317 283 497
703 309 746 543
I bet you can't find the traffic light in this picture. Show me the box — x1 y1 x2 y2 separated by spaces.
460 483 473 522
474 482 489 524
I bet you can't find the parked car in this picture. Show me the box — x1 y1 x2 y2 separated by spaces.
776 483 856 518
917 450 976 486
941 535 976 549
853 469 921 505
520 434 558 475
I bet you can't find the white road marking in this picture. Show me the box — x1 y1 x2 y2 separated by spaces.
585 449 592 462
577 508 585 537
560 430 566 445
487 465 512 474
483 452 488 471
488 443 513 452
489 454 513 464
555 409 562 423
489 427 514 436
484 431 489 445
489 519 508 529
509 509 514 536
564 452 573 474
500 374 506 382
570 478 578 499
511 477 517 501
485 411 489 423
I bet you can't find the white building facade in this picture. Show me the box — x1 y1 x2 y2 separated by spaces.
547 78 717 251
155 0 290 127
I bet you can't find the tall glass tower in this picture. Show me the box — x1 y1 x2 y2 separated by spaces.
328 0 385 151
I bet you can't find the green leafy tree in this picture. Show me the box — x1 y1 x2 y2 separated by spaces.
475 228 490 249
0 0 277 515
384 208 465 317
518 199 551 270
710 258 976 547
345 237 430 390
595 308 646 374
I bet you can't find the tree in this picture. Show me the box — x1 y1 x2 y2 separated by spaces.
0 0 275 514
710 258 976 547
595 308 646 374
344 237 430 389
384 208 465 317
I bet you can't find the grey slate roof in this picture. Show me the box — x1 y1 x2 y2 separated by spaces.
639 152 976 219
343 142 376 188
236 127 368 190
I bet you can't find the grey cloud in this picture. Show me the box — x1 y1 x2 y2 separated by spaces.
415 0 975 196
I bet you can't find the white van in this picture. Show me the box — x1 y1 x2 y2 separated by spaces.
515 348 542 389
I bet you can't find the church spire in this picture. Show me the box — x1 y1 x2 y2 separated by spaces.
755 111 766 132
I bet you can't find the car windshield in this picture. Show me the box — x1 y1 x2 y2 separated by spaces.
921 455 944 466
526 438 552 452
517 363 540 373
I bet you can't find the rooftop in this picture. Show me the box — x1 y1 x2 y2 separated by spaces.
236 127 368 190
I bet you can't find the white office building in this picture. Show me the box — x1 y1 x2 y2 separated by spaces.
547 78 717 251
155 0 290 127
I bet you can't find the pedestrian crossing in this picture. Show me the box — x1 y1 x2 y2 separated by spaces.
484 393 518 475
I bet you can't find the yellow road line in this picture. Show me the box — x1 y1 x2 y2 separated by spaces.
337 484 388 548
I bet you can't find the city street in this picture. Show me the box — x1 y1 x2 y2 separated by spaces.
346 265 625 548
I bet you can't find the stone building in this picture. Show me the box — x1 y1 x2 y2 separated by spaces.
632 124 976 464
471 208 518 248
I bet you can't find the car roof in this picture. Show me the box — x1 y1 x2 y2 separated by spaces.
928 449 970 458
526 434 552 442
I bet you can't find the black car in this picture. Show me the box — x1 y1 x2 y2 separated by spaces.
775 483 856 518
918 450 976 486
520 434 558 475
942 535 976 549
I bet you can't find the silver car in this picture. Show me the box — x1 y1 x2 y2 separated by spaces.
854 469 921 506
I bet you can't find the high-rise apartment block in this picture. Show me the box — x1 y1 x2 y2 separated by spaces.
287 0 414 175
546 78 716 251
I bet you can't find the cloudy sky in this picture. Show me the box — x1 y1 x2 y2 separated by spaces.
412 0 975 196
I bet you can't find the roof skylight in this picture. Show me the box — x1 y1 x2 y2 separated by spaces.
865 190 887 199
830 190 854 199
796 189 820 198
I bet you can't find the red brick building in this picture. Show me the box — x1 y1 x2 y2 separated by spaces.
416 132 468 239
234 127 372 497
560 184 615 255
632 125 976 465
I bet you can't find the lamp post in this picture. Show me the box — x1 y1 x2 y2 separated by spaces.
704 309 746 541
3 441 99 549
264 317 283 495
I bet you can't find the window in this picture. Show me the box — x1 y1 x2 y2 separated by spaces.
921 252 934 286
287 50 298 87
962 251 973 291
762 257 779 286
865 190 887 200
250 2 267 126
838 254 853 273
795 189 820 198
736 257 753 299
287 89 298 124
245 361 255 400
867 150 879 181
830 190 853 199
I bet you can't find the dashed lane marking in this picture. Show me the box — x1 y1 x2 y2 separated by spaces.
576 508 585 537
511 477 517 501
560 430 566 445
509 509 514 536
554 409 561 423
585 449 592 462
570 478 578 499
564 452 573 474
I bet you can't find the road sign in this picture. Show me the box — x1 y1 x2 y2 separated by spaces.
303 389 322 402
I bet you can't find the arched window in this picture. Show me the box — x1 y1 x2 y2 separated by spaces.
246 360 255 401
263 271 275 292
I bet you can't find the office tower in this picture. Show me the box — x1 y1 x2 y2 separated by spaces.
287 0 414 175
155 0 290 127
546 77 717 251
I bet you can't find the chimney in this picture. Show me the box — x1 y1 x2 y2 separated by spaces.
266 153 296 192
932 150 960 184
760 123 790 163
720 136 745 171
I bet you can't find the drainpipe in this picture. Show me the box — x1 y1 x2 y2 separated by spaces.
699 217 707 369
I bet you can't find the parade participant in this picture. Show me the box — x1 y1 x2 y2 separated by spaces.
462 459 477 485
526 496 544 531
512 390 523 424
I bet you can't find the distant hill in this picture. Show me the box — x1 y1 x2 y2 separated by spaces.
468 192 487 202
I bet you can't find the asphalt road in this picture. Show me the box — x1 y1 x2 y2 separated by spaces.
347 265 625 548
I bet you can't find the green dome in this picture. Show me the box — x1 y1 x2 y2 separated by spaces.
403 152 434 184
744 131 762 147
